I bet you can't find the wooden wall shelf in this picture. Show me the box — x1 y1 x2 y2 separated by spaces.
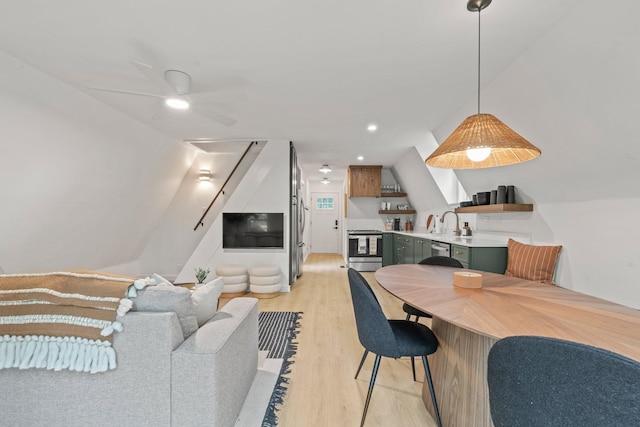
378 192 407 198
379 209 417 214
455 203 533 214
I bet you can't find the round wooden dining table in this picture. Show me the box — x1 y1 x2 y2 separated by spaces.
375 264 640 427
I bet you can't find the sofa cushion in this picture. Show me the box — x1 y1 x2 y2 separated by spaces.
193 277 224 326
132 286 198 338
152 273 173 286
504 238 562 285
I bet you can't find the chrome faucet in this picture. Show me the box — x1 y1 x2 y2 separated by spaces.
441 211 461 236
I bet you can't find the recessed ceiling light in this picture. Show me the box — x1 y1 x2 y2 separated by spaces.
165 97 190 110
367 123 378 132
357 155 364 161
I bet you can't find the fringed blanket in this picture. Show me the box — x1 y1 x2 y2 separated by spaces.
0 271 153 374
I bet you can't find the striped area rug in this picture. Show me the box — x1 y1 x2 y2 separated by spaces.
258 311 302 427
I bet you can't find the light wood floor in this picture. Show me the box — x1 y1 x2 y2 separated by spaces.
224 253 438 427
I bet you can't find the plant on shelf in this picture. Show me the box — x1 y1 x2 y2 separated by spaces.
194 267 210 284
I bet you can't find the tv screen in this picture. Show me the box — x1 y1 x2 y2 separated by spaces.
222 212 284 249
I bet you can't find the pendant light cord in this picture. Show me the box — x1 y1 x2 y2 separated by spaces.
477 8 481 115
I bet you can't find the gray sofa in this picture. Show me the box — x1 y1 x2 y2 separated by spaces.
0 285 259 427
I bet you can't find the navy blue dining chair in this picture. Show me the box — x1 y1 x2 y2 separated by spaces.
402 255 463 381
488 335 640 426
347 268 442 427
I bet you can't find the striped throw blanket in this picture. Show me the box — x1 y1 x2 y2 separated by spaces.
0 271 152 374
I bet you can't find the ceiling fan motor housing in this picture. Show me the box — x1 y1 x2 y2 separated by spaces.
164 70 191 95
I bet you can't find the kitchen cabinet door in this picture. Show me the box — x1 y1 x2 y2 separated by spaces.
347 165 382 197
382 233 394 266
393 235 414 264
469 246 508 274
452 245 508 274
413 238 431 263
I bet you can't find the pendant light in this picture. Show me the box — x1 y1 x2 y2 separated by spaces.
425 0 541 169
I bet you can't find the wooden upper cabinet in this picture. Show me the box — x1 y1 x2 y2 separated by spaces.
348 165 382 197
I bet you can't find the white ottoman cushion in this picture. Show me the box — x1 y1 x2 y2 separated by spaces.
250 274 281 286
248 265 281 277
222 282 247 294
215 264 247 276
221 274 249 285
250 283 281 294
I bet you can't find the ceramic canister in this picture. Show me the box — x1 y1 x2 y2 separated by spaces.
490 190 497 204
497 185 507 204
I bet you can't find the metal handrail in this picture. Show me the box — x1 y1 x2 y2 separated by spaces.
193 141 257 230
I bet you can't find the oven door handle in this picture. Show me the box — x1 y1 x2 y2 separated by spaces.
431 245 449 252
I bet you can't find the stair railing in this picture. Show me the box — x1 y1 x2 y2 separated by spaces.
194 141 257 231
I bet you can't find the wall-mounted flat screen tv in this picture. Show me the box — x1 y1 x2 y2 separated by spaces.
222 212 284 249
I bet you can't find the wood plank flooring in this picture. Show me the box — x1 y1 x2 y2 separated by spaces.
223 253 437 427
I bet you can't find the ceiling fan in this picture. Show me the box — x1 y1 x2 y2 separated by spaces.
87 62 237 126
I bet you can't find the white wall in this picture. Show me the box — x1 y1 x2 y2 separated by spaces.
0 50 193 274
136 143 263 280
174 140 291 289
427 0 640 308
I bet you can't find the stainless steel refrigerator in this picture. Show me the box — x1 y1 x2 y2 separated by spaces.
289 143 305 284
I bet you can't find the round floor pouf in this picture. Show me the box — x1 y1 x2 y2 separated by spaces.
215 264 248 298
248 265 281 299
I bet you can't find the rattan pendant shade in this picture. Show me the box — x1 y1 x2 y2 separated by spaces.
425 113 541 169
426 0 542 169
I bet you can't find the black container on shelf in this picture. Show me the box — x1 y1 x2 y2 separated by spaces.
490 190 497 204
472 195 478 206
476 192 491 205
507 185 516 204
496 185 507 204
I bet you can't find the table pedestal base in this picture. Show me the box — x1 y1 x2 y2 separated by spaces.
422 318 497 427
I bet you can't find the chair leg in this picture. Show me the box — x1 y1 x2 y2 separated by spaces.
411 357 417 381
355 349 369 379
405 313 411 321
422 356 442 427
360 354 381 427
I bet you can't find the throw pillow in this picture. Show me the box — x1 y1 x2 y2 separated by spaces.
504 238 562 285
152 273 173 286
192 277 224 326
132 286 198 338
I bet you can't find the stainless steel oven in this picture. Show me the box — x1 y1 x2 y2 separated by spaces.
347 230 383 271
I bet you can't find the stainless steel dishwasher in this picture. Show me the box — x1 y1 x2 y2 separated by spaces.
431 240 451 257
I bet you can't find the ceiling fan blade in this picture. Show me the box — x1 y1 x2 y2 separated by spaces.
191 105 237 127
188 91 248 104
86 86 165 98
132 61 179 96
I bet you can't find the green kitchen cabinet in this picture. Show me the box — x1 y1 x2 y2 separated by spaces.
393 234 414 264
451 244 507 274
382 233 394 266
413 238 431 263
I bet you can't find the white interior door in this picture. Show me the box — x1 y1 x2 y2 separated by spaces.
310 192 340 253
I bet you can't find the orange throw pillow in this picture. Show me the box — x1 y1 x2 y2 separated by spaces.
504 238 562 285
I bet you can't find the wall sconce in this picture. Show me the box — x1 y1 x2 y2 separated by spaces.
198 169 212 182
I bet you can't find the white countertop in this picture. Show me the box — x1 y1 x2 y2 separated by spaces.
383 229 508 248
